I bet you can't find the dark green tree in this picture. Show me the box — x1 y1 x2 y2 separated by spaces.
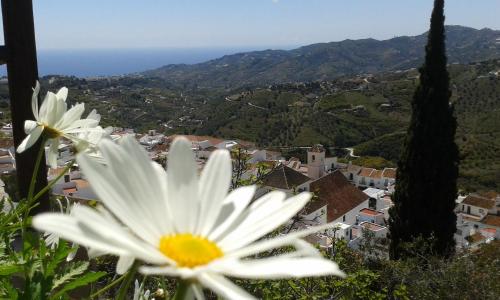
389 0 459 259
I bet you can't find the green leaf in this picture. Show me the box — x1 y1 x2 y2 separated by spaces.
46 241 72 276
51 261 89 291
0 264 22 275
51 271 106 299
0 278 18 299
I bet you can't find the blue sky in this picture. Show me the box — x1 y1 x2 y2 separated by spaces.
4 0 500 49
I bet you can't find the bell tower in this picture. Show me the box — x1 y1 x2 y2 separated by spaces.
307 144 325 180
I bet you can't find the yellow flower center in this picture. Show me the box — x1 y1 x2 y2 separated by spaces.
159 234 223 268
42 125 62 139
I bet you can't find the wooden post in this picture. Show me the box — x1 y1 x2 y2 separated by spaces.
1 0 49 212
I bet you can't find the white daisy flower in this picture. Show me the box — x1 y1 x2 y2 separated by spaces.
74 109 113 162
33 136 344 299
17 82 102 168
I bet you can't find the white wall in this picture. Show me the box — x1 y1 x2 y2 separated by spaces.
300 204 327 226
247 150 266 164
331 199 369 225
460 203 489 218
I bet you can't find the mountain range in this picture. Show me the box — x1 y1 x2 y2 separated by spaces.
144 26 500 88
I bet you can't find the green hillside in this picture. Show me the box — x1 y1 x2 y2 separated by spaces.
0 60 496 192
145 26 499 88
194 60 499 191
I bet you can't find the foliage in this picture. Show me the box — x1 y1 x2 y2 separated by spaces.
389 0 459 259
351 156 396 169
231 239 500 300
0 198 105 299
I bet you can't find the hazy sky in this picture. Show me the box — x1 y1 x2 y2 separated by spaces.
4 0 500 49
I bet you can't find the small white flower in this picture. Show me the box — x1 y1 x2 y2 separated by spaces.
33 136 344 299
17 82 102 168
133 279 151 300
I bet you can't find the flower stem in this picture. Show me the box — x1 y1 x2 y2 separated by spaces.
27 138 46 201
31 159 75 205
90 272 128 299
21 138 47 232
116 262 138 300
172 280 190 300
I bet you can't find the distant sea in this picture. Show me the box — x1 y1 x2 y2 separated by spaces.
0 47 261 78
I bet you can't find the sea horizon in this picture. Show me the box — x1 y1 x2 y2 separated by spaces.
0 46 295 78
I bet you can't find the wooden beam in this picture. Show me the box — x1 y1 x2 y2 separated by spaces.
1 0 49 212
0 45 7 65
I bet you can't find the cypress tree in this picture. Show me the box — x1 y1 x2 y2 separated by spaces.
389 0 458 259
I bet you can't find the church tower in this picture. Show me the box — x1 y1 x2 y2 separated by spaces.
307 144 326 180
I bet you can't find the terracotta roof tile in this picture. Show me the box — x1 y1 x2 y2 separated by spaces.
346 164 362 174
478 191 499 200
358 168 376 177
261 165 310 190
382 168 396 179
360 222 385 231
0 138 14 149
481 215 500 227
370 169 383 179
360 208 382 216
462 195 495 209
307 171 368 222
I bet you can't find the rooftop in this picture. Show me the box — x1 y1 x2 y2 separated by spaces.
382 168 396 179
359 208 382 216
345 164 362 174
309 144 325 153
481 215 500 227
363 187 385 198
307 171 369 222
261 165 311 190
462 194 495 209
359 221 386 231
358 167 376 177
467 232 487 244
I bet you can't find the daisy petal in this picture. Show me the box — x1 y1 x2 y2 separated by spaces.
56 86 68 101
86 109 101 122
53 97 67 124
208 186 256 240
43 92 59 126
226 222 336 259
71 205 170 264
31 81 40 121
167 137 199 233
24 120 38 134
197 273 256 300
218 192 311 251
191 284 206 300
32 213 130 257
213 257 344 279
77 141 164 245
56 103 85 129
139 266 197 279
47 139 60 168
116 256 135 275
16 125 43 153
197 149 231 236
